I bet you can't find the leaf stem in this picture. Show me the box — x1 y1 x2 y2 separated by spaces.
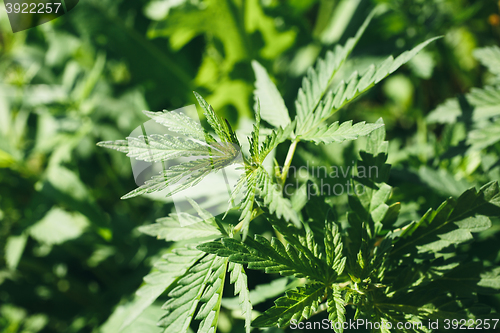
280 139 299 186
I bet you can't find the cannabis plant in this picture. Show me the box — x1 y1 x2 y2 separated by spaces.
97 11 500 333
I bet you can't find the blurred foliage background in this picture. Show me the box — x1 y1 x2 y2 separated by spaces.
0 0 499 332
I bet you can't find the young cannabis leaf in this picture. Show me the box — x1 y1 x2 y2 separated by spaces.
294 8 377 133
97 92 241 199
295 36 441 143
230 102 299 239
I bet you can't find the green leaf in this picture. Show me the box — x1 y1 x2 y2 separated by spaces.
249 101 261 162
121 246 204 330
265 212 333 280
98 93 242 200
138 212 222 242
4 234 28 270
477 266 500 292
416 166 474 197
120 152 239 199
257 168 301 228
158 254 229 333
427 85 500 124
100 303 164 333
197 234 324 281
230 165 300 239
228 262 253 333
97 135 223 163
194 91 239 145
324 221 346 276
138 198 227 241
327 286 346 333
142 108 208 142
296 37 440 138
295 9 376 130
392 181 500 256
473 45 500 77
222 277 294 309
251 61 291 129
29 207 89 246
348 119 395 239
258 122 294 162
298 120 383 144
227 165 262 240
251 284 325 328
467 117 500 151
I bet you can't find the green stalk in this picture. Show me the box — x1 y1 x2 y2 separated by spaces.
280 139 299 186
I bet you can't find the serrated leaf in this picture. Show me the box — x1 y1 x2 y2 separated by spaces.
97 135 220 163
258 122 294 162
295 9 376 129
257 167 300 227
348 119 395 239
252 61 290 129
228 262 252 333
296 37 440 137
194 91 239 145
120 246 204 330
327 286 346 333
98 93 242 201
142 109 208 142
230 167 261 240
121 151 239 199
324 221 346 276
138 212 222 242
159 254 228 333
222 277 293 310
392 181 500 256
263 211 333 280
197 234 325 281
298 120 383 144
251 284 325 328
249 101 261 162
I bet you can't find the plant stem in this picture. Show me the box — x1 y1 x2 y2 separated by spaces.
280 139 299 186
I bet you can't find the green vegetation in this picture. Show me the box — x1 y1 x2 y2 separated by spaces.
1 0 499 332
